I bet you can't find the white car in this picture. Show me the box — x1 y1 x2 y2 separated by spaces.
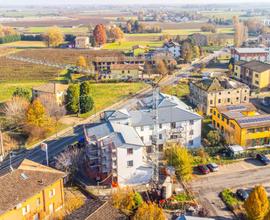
207 163 219 172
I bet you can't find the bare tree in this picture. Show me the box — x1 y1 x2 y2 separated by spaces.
55 147 83 181
0 96 29 128
37 94 66 135
155 59 168 76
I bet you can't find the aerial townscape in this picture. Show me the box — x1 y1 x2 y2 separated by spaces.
2 0 270 219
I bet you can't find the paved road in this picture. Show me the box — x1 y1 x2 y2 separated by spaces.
0 50 225 175
190 160 270 219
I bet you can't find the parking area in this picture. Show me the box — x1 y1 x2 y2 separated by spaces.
190 158 270 219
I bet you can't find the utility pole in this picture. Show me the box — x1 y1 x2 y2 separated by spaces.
41 143 49 166
0 126 4 162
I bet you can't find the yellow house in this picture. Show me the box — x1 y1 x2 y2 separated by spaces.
0 159 65 220
110 64 142 79
233 60 270 90
212 103 270 147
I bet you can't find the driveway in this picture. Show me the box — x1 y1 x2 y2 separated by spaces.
190 159 270 219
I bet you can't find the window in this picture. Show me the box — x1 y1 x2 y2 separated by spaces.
122 70 125 74
218 99 221 104
255 73 259 78
159 124 162 129
171 122 176 129
22 205 30 216
159 134 162 140
36 198 41 206
244 96 247 101
140 126 144 131
189 130 194 135
210 100 213 105
227 98 230 102
255 80 259 85
127 148 133 155
188 140 194 146
189 120 194 125
127 160 133 167
49 189 55 198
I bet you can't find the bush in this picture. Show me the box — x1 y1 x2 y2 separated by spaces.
0 35 21 44
220 189 241 211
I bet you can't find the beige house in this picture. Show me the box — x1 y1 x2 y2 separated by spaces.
234 60 270 90
110 64 142 79
75 36 90 49
32 83 68 105
189 77 250 115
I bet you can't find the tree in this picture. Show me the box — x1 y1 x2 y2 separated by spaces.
76 56 87 68
181 41 193 63
66 84 80 114
133 202 165 220
244 185 269 220
144 62 153 78
164 143 193 181
79 82 94 114
155 59 168 76
233 16 248 47
93 24 107 46
207 130 221 146
12 87 31 101
44 26 64 48
110 26 124 41
1 96 29 127
112 187 142 216
201 24 216 33
193 45 201 59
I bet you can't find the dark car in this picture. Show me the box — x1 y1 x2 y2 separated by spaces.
236 189 249 201
256 154 270 165
197 164 210 174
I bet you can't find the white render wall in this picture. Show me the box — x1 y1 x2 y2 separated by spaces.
134 119 201 148
164 46 181 58
116 144 143 184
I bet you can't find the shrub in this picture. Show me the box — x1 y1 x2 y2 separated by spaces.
220 189 240 211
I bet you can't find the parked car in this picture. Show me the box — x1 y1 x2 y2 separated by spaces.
236 189 249 201
207 163 219 172
197 164 210 174
256 154 270 165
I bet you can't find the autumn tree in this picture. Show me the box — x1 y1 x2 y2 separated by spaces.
112 187 142 216
133 202 165 220
144 62 153 78
93 24 107 46
66 84 80 114
233 16 248 47
193 45 201 59
110 26 125 41
181 41 193 63
44 26 64 48
244 185 269 220
164 143 193 181
207 130 221 146
79 81 94 114
1 96 29 128
76 56 87 68
155 59 168 76
12 87 31 101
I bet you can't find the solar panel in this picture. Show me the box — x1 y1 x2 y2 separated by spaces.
227 106 247 111
238 116 270 124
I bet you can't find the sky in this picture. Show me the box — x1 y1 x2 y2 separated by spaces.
0 0 269 5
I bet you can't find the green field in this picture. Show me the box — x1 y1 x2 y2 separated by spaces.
0 41 46 48
81 82 147 117
26 26 89 34
103 41 163 50
0 81 47 102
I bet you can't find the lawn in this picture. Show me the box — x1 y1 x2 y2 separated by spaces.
0 41 46 48
80 82 147 118
103 40 163 51
0 81 47 102
161 82 190 97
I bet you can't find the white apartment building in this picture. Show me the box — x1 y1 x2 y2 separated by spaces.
163 41 181 58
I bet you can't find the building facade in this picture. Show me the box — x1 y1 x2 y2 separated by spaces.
231 48 269 62
110 64 142 79
212 103 270 147
234 60 270 90
75 36 90 49
0 159 65 220
163 41 181 58
189 77 250 115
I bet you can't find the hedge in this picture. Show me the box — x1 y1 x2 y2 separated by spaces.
0 35 21 44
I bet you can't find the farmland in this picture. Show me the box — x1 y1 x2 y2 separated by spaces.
25 27 89 34
103 41 163 50
0 41 46 48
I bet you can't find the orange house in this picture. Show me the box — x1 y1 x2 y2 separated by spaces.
0 159 65 220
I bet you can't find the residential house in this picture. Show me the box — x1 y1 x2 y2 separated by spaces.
258 33 270 47
177 215 215 220
163 40 181 58
0 159 65 220
231 48 269 62
212 103 270 147
110 64 142 79
189 77 250 115
32 83 68 105
234 60 270 90
75 36 90 49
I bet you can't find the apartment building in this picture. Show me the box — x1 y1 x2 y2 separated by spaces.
231 48 269 62
0 159 65 220
163 40 181 58
234 60 270 90
212 103 270 147
84 93 202 186
110 64 142 79
189 77 250 116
